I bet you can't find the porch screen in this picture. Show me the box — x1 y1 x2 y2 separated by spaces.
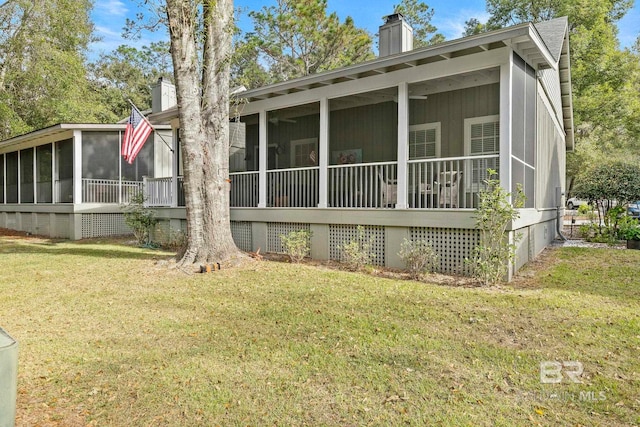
5 152 18 203
0 154 4 203
36 144 53 203
20 148 34 203
465 115 499 190
55 139 73 203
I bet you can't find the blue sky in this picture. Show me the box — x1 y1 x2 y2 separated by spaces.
89 0 639 59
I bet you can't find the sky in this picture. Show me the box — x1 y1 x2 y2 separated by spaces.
89 0 640 60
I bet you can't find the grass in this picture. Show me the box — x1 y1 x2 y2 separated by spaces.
1 236 639 426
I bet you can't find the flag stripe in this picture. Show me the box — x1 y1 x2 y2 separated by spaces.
122 107 153 164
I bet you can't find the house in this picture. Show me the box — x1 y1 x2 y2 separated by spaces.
0 79 174 239
0 15 573 279
145 14 574 278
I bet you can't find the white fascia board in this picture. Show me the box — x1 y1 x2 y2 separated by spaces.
241 47 511 115
241 24 537 100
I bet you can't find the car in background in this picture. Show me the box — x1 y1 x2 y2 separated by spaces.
566 197 589 210
627 201 640 220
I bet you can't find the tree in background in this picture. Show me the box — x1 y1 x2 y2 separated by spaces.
393 0 444 46
235 0 373 85
89 42 174 119
463 0 640 188
0 0 108 139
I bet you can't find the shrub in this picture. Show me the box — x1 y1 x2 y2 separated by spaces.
280 229 312 263
469 170 524 286
339 225 376 271
398 239 439 280
121 192 157 246
618 216 640 241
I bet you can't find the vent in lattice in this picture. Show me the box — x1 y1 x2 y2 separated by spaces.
81 214 132 238
267 222 311 253
410 227 479 275
328 224 385 266
231 221 253 251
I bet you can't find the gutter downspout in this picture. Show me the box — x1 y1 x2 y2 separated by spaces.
556 187 567 241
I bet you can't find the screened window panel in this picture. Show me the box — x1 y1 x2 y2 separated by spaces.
83 131 119 180
290 138 318 167
6 152 18 203
56 139 73 203
0 154 4 203
37 144 53 203
20 148 34 203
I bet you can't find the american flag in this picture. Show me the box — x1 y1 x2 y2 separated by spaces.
122 106 153 164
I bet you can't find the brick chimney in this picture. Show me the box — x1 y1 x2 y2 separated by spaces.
379 13 414 57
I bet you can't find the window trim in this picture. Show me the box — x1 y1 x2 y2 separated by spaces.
464 114 500 192
290 138 318 167
408 122 441 160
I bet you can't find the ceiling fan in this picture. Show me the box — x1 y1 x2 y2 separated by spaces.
268 117 297 125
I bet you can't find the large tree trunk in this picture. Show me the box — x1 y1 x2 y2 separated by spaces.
166 0 241 267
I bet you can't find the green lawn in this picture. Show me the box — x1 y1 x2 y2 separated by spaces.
1 236 638 426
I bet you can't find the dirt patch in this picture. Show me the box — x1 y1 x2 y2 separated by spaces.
259 252 480 287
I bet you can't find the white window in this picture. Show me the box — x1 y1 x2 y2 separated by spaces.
464 115 500 191
290 138 318 167
409 122 440 159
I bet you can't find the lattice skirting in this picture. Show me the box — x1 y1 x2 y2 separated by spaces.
267 222 311 253
231 221 253 252
328 224 386 266
81 213 132 238
410 227 479 275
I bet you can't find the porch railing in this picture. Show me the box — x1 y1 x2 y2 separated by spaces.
82 178 143 204
144 177 172 207
144 176 186 207
267 166 319 207
230 171 259 207
408 154 500 209
328 161 397 208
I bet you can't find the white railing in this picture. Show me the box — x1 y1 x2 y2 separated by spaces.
144 177 173 207
230 171 259 207
82 179 143 204
267 166 319 207
407 154 500 209
328 161 398 208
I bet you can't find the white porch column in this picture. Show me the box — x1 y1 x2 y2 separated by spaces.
499 54 513 203
16 151 20 204
2 154 6 204
258 110 268 208
32 147 37 204
396 82 409 209
171 128 178 207
73 130 82 204
318 97 329 208
51 142 56 204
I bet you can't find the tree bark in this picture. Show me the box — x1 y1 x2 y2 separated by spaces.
166 0 241 267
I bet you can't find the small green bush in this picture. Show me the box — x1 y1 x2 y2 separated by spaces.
339 225 376 271
398 239 439 280
469 170 524 286
280 230 312 263
121 192 157 246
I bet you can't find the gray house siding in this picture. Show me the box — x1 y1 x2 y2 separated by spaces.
410 83 500 157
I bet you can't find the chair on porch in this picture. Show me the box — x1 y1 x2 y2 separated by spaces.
378 171 397 207
438 171 460 208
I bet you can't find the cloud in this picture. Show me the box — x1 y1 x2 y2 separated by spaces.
94 0 128 18
434 9 490 40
